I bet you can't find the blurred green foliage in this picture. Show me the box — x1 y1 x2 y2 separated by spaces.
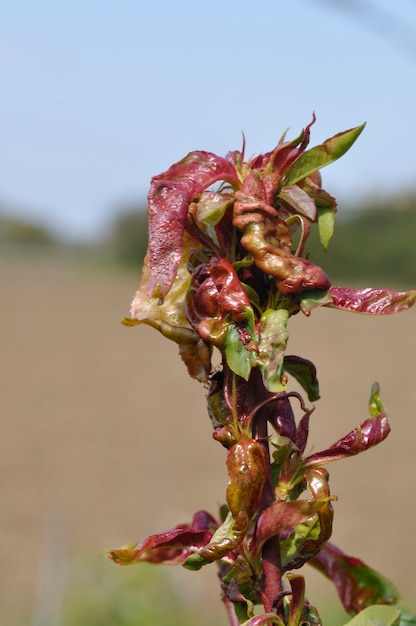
110 193 416 288
0 213 56 245
2 191 415 288
307 193 416 288
109 208 148 269
62 556 205 626
60 555 347 626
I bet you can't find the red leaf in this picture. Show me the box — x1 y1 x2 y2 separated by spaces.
305 412 390 467
108 510 216 566
146 152 239 299
254 499 325 556
328 286 416 315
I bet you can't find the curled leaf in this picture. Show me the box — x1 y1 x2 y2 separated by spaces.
283 355 320 402
305 385 390 467
253 499 326 558
129 233 199 343
146 151 239 299
108 510 216 566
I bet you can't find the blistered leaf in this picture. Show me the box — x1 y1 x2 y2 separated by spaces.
310 542 399 614
226 440 267 519
342 605 401 626
237 215 331 294
179 339 212 382
184 510 246 570
146 151 239 298
256 309 289 392
283 124 365 187
186 257 255 351
283 355 320 401
129 233 199 343
328 287 416 315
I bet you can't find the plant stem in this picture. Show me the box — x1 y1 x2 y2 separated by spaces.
244 370 284 615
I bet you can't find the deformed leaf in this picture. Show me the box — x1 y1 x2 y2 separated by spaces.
254 499 326 557
305 411 390 466
146 150 239 298
129 232 199 343
108 527 212 566
108 510 216 567
184 510 246 570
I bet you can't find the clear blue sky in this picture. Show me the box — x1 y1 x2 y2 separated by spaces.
1 0 416 241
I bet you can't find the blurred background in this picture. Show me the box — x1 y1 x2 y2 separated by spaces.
1 1 416 624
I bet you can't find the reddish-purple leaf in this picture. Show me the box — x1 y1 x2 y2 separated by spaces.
328 287 416 315
305 412 390 467
108 510 216 566
253 499 326 556
310 542 399 614
146 151 239 299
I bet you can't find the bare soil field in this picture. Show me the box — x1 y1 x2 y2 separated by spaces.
2 250 416 624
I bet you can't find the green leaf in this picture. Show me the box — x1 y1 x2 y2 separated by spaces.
369 382 384 417
318 206 335 250
283 123 366 187
224 324 253 380
196 191 234 225
183 511 242 571
256 309 289 392
299 289 333 315
280 516 321 569
342 605 401 626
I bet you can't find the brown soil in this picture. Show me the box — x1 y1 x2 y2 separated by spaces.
2 251 415 623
